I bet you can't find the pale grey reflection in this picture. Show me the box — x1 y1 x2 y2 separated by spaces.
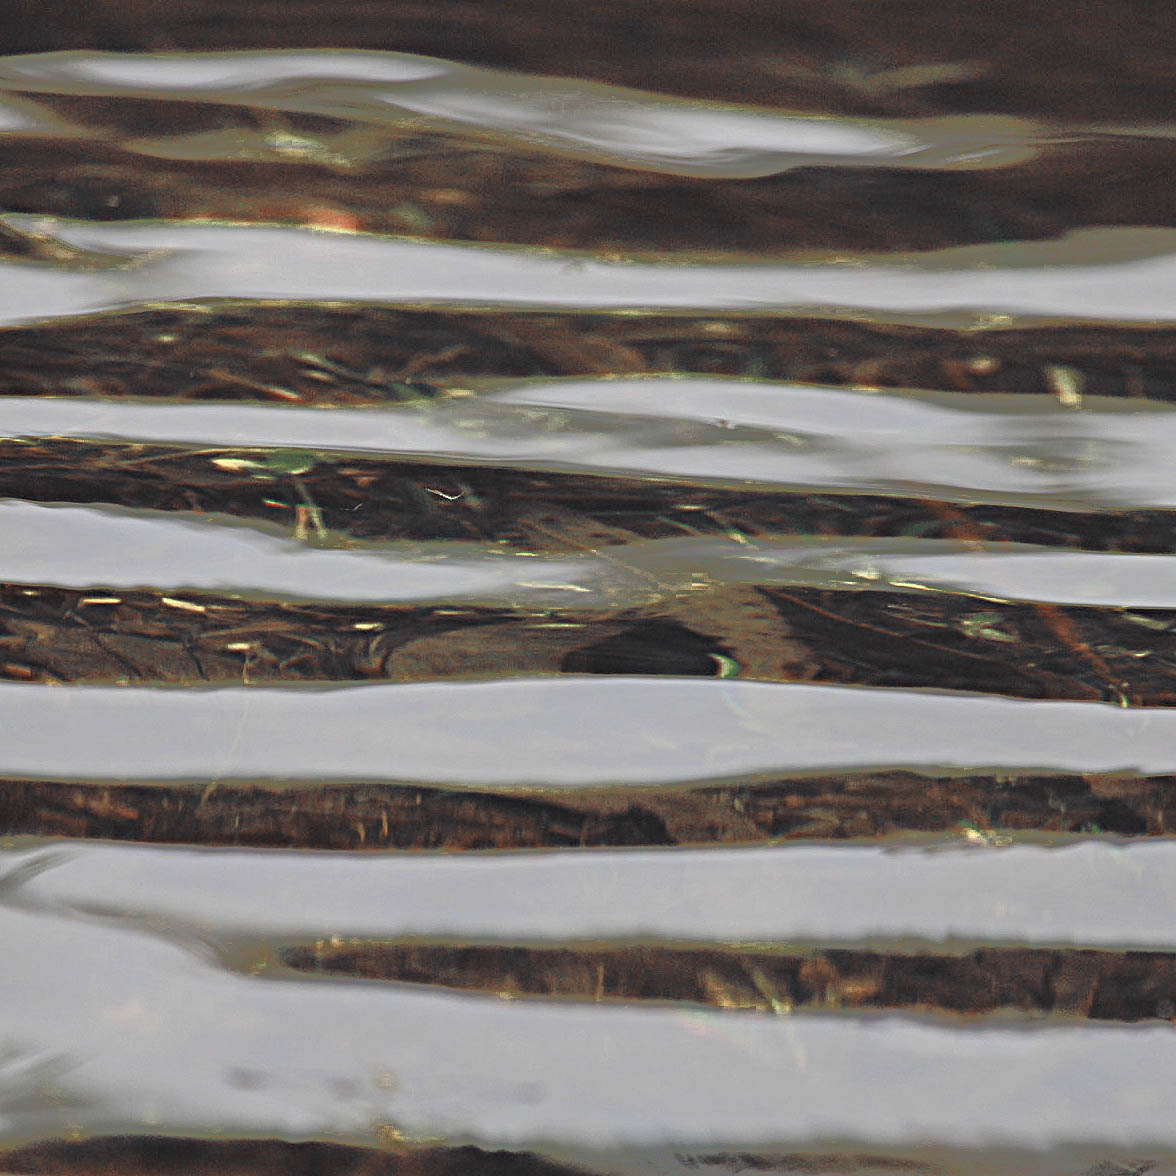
595 536 1176 609
5 218 1176 327
9 839 1176 950
493 377 1155 429
5 379 1176 510
740 542 1176 608
0 500 584 604
0 49 1031 179
0 94 69 134
5 499 1176 609
0 679 1175 784
118 125 393 167
2 903 1176 1155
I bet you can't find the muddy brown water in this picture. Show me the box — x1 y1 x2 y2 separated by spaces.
3 4 1176 1175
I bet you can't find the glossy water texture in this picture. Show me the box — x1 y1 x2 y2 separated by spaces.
9 677 1176 782
7 218 1176 326
0 49 978 177
4 10 1176 1176
8 838 1176 948
7 380 1176 510
11 894 1176 1160
9 498 1176 608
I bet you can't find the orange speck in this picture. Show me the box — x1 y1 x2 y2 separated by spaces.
299 206 361 232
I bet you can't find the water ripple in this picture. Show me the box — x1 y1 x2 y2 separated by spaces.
0 678 1174 783
1 900 1176 1163
7 838 1176 950
4 381 1176 509
5 216 1176 327
0 49 1042 178
4 500 1176 609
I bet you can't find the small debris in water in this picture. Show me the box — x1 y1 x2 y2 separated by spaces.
161 597 206 613
1046 363 1084 408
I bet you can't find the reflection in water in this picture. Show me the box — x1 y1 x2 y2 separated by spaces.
0 49 1037 178
0 499 588 604
5 379 1176 509
8 838 1176 948
6 217 1176 326
9 897 1176 1168
2 14 1176 1176
2 677 1176 783
6 498 1176 609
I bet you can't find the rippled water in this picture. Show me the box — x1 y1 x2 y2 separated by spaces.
7 218 1176 325
4 6 1176 1176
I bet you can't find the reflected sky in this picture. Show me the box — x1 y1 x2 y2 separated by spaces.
3 378 1176 511
5 217 1176 328
0 49 1032 179
0 677 1174 783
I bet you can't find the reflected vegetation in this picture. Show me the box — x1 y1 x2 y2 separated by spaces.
5 306 1176 399
283 939 1176 1023
3 3 1176 1174
0 1140 592 1176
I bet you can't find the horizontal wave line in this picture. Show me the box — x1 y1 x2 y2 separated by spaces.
9 897 1176 1158
5 500 1176 609
5 382 1176 510
10 837 1176 957
6 216 1176 327
13 837 1176 1018
1 678 1176 784
0 49 1039 179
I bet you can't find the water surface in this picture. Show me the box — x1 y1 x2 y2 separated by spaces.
3 14 1176 1176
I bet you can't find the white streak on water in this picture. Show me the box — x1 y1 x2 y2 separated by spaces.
0 500 583 604
4 218 1176 327
0 49 1019 178
4 379 1176 510
3 499 1176 608
1 902 1176 1156
0 678 1174 783
8 838 1176 950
